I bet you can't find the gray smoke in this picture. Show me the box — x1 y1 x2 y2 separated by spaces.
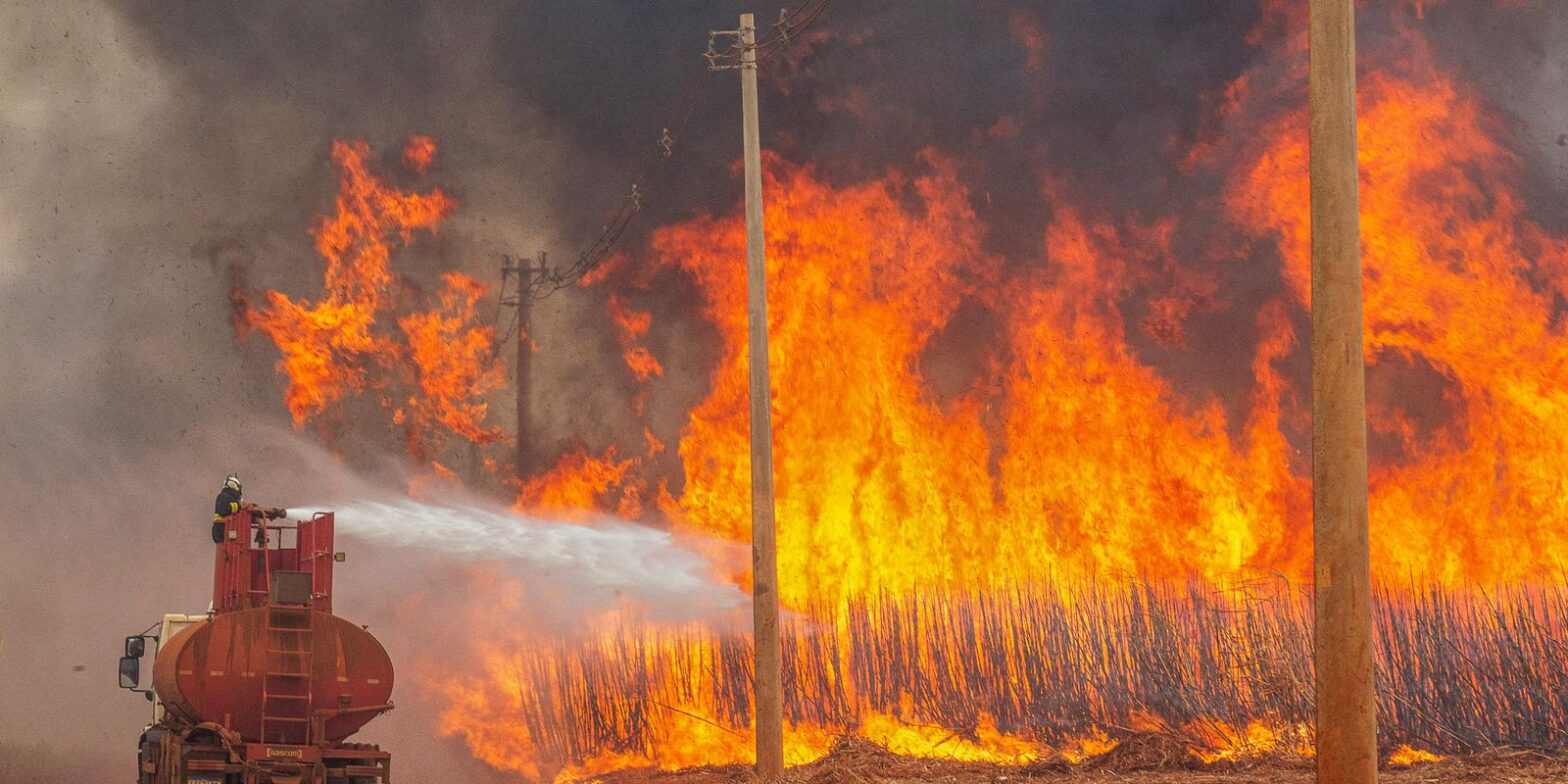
0 1 609 780
7 1 1568 782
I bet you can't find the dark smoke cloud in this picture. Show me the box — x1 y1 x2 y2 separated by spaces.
0 1 576 780
6 1 1568 781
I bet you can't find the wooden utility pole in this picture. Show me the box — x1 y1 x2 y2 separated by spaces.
502 254 544 480
738 12 784 781
1310 1 1377 782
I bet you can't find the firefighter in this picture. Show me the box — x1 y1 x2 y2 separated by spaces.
213 475 288 546
213 474 244 543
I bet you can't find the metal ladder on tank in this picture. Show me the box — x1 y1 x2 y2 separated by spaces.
260 605 315 744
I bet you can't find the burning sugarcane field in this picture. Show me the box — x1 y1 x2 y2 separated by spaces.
7 2 1568 783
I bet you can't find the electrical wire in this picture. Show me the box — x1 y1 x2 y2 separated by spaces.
706 0 834 70
525 56 712 301
506 0 835 316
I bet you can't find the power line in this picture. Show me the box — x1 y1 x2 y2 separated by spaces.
524 57 711 301
706 0 834 71
516 0 835 304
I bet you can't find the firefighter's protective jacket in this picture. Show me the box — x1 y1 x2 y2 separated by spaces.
214 486 242 522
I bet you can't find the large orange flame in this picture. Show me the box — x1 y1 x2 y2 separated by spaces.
239 137 501 461
516 445 647 520
651 154 1004 605
396 271 505 451
434 11 1568 777
1224 36 1568 584
235 10 1567 781
608 156 1311 603
523 15 1568 604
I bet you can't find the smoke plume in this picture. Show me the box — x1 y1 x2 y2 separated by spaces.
7 1 1568 782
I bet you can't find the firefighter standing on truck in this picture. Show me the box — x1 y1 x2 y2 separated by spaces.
214 474 288 545
213 474 243 543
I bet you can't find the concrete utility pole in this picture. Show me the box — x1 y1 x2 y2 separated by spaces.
1309 1 1377 783
738 11 785 781
502 254 545 481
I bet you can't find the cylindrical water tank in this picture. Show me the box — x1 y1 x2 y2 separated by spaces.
151 607 394 744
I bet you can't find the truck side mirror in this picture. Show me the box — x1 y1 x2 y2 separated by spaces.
124 636 145 658
118 656 141 689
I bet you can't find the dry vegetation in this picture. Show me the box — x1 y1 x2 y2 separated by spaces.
506 581 1568 769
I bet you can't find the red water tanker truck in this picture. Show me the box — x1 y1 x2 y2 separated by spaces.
119 508 395 784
